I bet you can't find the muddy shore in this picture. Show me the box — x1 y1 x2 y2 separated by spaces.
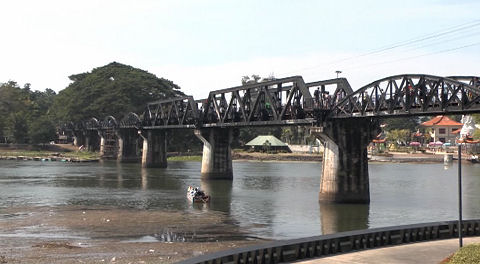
0 205 262 264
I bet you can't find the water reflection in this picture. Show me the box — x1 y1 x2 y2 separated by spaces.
200 180 232 213
319 203 369 235
141 168 148 190
2 160 480 240
461 164 480 217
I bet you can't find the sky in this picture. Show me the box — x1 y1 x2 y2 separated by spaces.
1 0 479 99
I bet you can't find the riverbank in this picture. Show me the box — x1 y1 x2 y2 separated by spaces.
369 152 445 163
233 151 323 162
0 205 262 263
369 151 478 163
1 144 474 164
0 150 100 162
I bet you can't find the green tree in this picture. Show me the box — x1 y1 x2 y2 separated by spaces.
0 81 57 143
386 129 411 146
6 112 30 143
51 62 183 123
29 116 56 143
382 117 419 131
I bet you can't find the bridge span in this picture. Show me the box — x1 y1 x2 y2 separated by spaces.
64 74 480 203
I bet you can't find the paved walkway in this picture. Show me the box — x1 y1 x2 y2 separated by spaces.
298 237 480 264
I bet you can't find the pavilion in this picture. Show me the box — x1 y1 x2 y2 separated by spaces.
421 115 463 143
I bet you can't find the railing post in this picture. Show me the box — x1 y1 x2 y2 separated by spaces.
458 144 463 247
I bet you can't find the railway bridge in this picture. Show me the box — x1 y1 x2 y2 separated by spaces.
64 74 480 203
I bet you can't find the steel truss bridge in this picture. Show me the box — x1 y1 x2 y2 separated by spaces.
65 74 480 131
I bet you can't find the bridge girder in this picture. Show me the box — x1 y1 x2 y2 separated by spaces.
84 117 100 130
120 112 141 129
142 95 198 128
69 74 480 130
330 74 480 119
198 76 352 127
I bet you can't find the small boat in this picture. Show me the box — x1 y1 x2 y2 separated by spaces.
468 155 479 163
187 186 210 203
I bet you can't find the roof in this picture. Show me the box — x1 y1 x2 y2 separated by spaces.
245 135 287 147
421 115 463 127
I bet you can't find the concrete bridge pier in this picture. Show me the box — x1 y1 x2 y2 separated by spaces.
84 130 100 152
139 130 168 168
72 131 85 147
97 131 106 157
194 128 233 180
116 129 140 163
312 118 380 203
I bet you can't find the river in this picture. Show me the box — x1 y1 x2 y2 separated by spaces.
1 160 479 241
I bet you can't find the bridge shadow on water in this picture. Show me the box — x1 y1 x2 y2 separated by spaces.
319 203 369 235
200 180 233 214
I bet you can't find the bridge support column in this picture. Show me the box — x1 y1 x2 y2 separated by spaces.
72 131 85 147
84 130 100 152
139 130 167 168
194 128 233 180
116 129 140 163
98 131 106 157
312 118 380 203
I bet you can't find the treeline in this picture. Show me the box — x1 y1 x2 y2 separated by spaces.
0 62 183 145
0 81 56 143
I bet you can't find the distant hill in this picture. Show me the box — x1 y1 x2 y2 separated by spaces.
51 62 184 122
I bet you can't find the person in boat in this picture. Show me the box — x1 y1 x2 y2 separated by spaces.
188 186 205 197
193 187 206 197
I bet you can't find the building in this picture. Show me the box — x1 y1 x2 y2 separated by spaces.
245 135 291 152
420 115 463 143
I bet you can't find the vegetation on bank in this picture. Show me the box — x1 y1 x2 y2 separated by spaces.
445 243 480 263
167 155 202 161
51 62 183 123
0 62 183 145
0 150 99 160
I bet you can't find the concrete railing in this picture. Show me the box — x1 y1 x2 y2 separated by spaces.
181 219 480 264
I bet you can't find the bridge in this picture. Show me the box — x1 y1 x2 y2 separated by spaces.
63 74 480 203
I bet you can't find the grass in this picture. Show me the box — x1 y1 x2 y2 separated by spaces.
167 155 202 161
445 243 480 263
0 150 99 160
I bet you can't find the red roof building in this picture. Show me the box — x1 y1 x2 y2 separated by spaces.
421 115 463 143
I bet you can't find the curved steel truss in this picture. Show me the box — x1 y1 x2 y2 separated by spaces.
331 75 480 118
120 112 141 128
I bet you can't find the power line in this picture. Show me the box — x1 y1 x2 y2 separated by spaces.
278 19 480 76
342 41 480 71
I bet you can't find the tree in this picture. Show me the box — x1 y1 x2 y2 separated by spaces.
6 112 30 143
0 81 58 143
381 117 419 132
386 129 411 146
51 62 184 123
29 116 56 143
241 74 262 85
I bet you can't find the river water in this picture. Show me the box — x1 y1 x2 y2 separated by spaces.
1 160 479 241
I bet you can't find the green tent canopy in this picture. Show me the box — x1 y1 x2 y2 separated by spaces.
246 135 288 147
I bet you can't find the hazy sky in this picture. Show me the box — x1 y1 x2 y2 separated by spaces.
1 0 479 99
